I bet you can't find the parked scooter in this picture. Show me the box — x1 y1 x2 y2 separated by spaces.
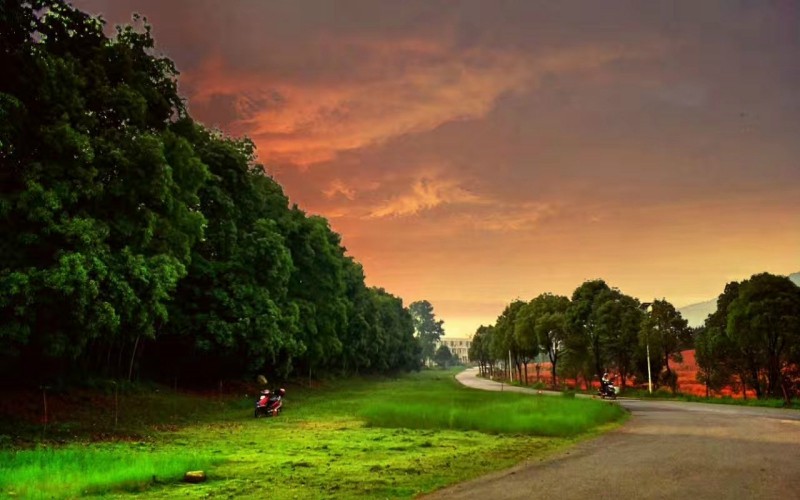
254 388 285 417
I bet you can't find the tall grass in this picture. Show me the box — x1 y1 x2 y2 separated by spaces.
0 444 214 498
360 375 624 437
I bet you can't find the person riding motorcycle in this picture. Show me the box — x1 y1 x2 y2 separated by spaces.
599 372 618 398
601 372 610 393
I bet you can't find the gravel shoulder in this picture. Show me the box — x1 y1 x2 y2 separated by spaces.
423 368 800 499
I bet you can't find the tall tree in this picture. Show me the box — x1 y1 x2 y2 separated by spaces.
727 273 800 399
0 2 207 380
409 300 445 364
516 294 570 388
640 299 690 392
565 280 613 385
469 325 494 377
700 281 751 396
160 123 299 382
595 291 644 388
694 325 734 397
493 300 526 382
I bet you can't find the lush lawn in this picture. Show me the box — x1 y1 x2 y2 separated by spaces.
360 379 623 436
0 444 215 499
0 370 627 499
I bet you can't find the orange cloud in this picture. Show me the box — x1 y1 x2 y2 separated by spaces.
368 174 486 218
323 179 357 200
183 38 668 166
455 202 557 232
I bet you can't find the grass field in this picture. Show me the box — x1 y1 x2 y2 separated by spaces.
0 369 627 498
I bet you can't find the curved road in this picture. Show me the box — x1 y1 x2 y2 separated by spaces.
424 367 800 499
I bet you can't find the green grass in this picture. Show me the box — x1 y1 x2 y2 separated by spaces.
360 388 623 436
0 369 627 499
0 444 215 498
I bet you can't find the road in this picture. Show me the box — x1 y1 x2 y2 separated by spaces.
423 367 800 499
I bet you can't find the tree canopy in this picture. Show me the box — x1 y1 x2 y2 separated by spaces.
474 273 800 402
0 1 421 385
409 300 445 363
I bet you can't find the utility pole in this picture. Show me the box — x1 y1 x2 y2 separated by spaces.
641 302 653 394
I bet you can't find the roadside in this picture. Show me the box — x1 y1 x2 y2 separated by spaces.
425 367 800 499
455 367 595 399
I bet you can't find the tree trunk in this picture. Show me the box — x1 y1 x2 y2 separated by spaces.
664 353 675 393
127 335 140 383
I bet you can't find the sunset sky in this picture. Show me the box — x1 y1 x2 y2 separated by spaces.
74 0 799 337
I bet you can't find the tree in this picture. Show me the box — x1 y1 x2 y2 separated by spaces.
492 300 526 382
433 344 454 369
640 299 690 392
727 273 800 399
0 0 426 386
516 294 570 388
595 291 643 388
694 325 734 397
160 124 299 382
409 300 445 364
284 212 348 379
469 325 494 377
565 280 613 386
0 2 207 381
699 281 752 397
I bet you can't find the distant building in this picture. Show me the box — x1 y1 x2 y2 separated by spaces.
437 337 472 364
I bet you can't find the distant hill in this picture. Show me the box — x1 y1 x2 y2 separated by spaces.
678 272 800 327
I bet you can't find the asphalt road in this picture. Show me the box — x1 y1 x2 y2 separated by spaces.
423 368 800 500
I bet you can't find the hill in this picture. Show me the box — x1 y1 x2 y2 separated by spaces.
679 272 800 327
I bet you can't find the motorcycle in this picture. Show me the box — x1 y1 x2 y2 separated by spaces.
254 388 285 417
598 381 617 400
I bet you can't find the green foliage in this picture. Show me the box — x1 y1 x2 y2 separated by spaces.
409 300 445 362
726 273 800 398
640 299 691 393
563 280 613 385
0 1 421 385
516 294 570 387
433 344 454 368
694 325 735 396
0 1 206 379
695 274 800 401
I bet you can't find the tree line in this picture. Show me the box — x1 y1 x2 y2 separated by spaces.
469 274 800 401
0 1 421 386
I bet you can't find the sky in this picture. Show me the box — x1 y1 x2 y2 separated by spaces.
74 0 800 337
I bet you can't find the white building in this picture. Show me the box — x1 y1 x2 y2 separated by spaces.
437 337 472 364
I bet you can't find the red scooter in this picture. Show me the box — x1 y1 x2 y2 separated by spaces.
254 388 285 417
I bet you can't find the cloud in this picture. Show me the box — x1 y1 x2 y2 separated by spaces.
182 37 666 166
323 179 357 200
368 174 486 218
458 202 557 232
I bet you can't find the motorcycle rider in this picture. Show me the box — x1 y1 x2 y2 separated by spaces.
600 372 614 396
